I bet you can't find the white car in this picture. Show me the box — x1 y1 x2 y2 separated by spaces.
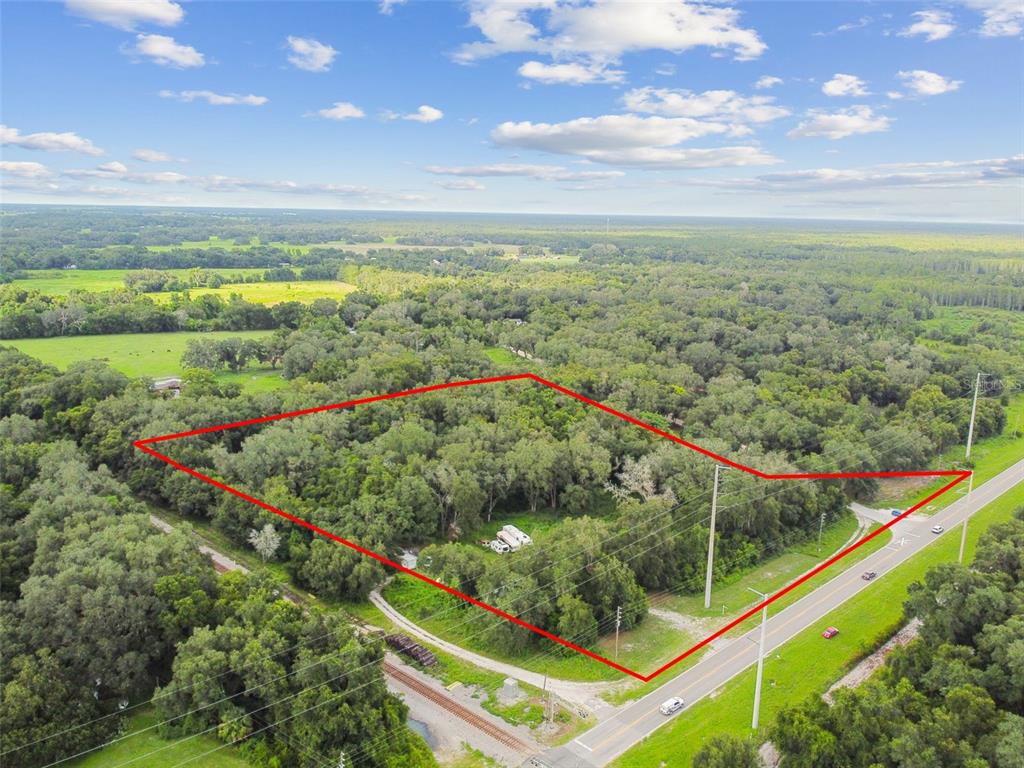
931 525 944 534
659 697 684 715
489 539 510 554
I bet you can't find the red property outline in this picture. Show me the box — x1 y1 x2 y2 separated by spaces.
135 372 970 682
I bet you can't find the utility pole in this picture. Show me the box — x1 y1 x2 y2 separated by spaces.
704 465 725 609
965 372 986 461
748 587 769 730
959 373 988 564
614 605 623 660
817 511 826 553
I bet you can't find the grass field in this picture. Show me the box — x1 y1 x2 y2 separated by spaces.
11 268 266 294
483 346 520 366
68 708 251 768
612 481 1024 767
149 280 358 306
5 331 286 392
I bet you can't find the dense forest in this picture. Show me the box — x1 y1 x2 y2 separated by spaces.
0 207 1021 767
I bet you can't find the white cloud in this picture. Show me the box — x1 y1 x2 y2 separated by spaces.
0 124 104 155
899 10 956 41
897 69 962 96
956 0 1023 36
129 33 204 68
160 90 268 106
65 0 183 30
622 87 790 124
384 105 444 122
379 0 407 14
813 16 873 35
490 114 778 168
788 106 892 139
754 75 783 89
822 73 869 97
887 91 905 99
454 0 766 84
315 102 366 120
64 161 189 184
425 163 625 181
705 155 1023 191
518 60 625 85
437 179 487 190
285 36 338 72
0 161 53 179
655 63 676 76
132 148 172 162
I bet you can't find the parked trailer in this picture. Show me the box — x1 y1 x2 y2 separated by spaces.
502 524 532 546
495 530 522 551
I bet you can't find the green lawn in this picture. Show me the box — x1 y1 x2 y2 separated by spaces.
68 708 251 768
612 484 1024 767
5 331 286 392
150 280 357 306
483 346 520 366
11 268 266 294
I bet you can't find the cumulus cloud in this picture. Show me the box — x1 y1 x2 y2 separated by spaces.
65 0 183 30
454 0 765 85
132 148 173 162
128 33 204 68
822 73 869 97
424 163 625 182
0 161 53 179
491 114 778 168
956 0 1023 36
160 90 268 106
622 87 789 125
285 36 338 72
403 105 444 123
788 106 892 139
64 161 189 184
897 69 962 96
899 10 957 41
1 124 104 155
518 60 625 85
383 105 444 122
316 102 366 120
754 75 783 89
379 0 407 14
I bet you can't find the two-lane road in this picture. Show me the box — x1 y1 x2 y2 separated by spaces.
544 458 1024 767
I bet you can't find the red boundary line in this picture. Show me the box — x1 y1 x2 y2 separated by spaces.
135 372 970 682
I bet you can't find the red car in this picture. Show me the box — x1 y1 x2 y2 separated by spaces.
822 627 840 639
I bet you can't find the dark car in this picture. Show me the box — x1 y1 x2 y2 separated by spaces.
822 626 840 639
862 570 877 581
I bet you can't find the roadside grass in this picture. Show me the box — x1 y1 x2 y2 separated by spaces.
662 512 860 621
611 483 1024 768
10 268 265 294
603 518 889 705
4 330 286 392
67 707 250 768
874 392 1024 511
382 575 622 682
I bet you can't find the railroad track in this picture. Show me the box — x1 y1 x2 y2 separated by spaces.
383 660 534 754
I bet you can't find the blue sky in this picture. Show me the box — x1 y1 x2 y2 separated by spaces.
1 0 1021 222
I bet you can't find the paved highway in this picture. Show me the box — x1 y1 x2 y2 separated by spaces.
542 458 1024 767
